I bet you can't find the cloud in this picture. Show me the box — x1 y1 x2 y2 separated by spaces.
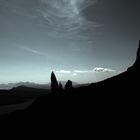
93 67 116 72
56 67 116 74
56 70 72 74
55 67 120 84
74 70 90 73
38 0 99 39
74 68 116 73
0 0 99 40
16 45 47 57
40 0 95 18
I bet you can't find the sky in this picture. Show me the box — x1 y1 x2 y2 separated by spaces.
0 0 140 84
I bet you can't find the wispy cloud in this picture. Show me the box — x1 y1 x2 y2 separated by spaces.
57 67 116 74
0 0 99 40
38 0 99 39
56 70 72 74
16 45 47 57
15 44 61 63
73 70 91 73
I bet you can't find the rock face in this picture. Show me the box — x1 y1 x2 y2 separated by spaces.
51 72 59 92
65 80 73 91
132 41 140 70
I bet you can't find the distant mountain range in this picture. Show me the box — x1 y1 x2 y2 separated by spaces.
0 81 79 90
0 82 50 90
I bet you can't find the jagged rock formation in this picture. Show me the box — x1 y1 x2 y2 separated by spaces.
131 41 140 70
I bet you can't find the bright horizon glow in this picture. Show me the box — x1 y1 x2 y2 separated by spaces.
0 67 122 85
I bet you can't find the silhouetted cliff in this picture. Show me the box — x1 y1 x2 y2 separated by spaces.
130 41 140 70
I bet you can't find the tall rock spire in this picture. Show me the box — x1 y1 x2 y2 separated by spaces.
51 72 59 92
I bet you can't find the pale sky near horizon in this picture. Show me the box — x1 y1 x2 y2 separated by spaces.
0 0 140 84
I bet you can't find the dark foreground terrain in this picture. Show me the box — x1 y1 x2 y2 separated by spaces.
0 42 139 120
